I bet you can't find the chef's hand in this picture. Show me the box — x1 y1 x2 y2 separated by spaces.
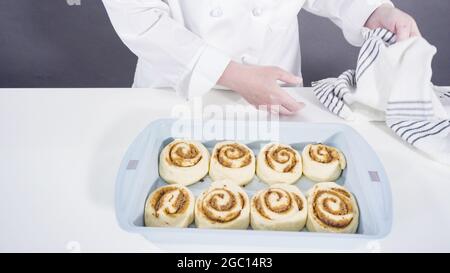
365 4 421 41
217 61 304 115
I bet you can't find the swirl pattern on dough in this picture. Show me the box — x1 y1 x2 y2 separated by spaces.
306 182 359 233
251 184 307 231
302 144 346 182
257 143 302 185
167 141 202 167
209 141 255 186
195 181 250 229
265 144 298 172
159 139 209 186
216 143 252 168
144 184 195 228
309 144 341 164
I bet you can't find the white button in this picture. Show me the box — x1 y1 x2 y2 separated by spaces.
252 8 262 17
210 8 223 17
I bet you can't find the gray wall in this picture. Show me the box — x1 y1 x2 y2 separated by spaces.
0 0 449 88
0 0 136 88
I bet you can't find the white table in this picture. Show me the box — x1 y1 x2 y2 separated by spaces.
0 87 449 253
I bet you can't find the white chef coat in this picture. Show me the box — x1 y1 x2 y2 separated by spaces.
103 0 392 99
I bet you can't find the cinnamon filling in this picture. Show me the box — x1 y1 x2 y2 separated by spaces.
254 194 270 220
151 186 190 218
216 143 252 168
265 145 298 173
293 193 304 211
254 188 302 220
264 189 291 213
309 144 340 164
200 188 244 223
312 189 354 228
167 142 202 167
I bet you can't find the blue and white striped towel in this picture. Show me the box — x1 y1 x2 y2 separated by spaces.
312 28 450 165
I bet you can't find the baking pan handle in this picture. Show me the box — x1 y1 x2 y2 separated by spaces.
115 127 153 230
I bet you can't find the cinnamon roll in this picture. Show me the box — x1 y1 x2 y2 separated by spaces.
302 144 346 182
144 184 195 228
256 143 302 185
195 180 250 229
159 139 209 186
251 184 307 231
209 141 255 186
306 182 359 233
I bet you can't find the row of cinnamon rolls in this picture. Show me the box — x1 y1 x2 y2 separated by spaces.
145 181 359 233
159 139 347 186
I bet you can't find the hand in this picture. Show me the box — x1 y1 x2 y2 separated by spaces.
365 4 421 41
218 61 304 115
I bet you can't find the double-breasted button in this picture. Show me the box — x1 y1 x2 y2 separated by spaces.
210 8 223 17
252 8 263 17
241 55 258 65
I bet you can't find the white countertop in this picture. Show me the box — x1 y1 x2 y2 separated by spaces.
0 87 449 253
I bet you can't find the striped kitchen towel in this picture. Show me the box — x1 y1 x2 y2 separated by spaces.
312 28 450 165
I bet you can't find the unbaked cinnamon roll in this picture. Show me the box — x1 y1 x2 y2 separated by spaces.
251 184 307 231
144 184 195 228
306 182 359 233
256 143 302 185
159 139 209 186
209 141 255 186
195 180 250 229
302 144 346 182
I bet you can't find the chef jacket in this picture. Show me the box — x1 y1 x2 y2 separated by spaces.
103 0 393 98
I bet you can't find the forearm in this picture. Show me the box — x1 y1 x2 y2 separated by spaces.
364 4 421 41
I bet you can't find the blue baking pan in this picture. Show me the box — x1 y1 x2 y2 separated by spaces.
115 119 392 250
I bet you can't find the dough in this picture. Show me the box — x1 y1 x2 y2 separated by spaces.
306 182 359 233
256 143 302 185
209 141 255 186
251 183 307 231
159 139 209 186
302 144 346 182
144 184 195 228
195 180 250 229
